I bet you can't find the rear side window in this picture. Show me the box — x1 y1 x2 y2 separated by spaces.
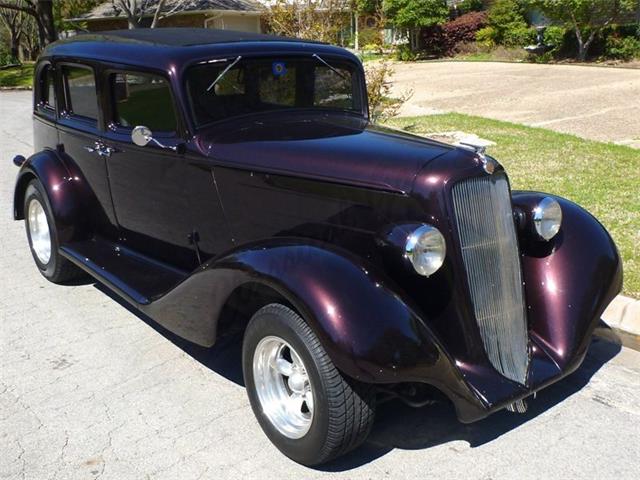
62 65 98 121
40 65 56 110
37 65 56 112
111 72 177 133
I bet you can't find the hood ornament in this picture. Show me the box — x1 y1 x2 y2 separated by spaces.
458 139 498 174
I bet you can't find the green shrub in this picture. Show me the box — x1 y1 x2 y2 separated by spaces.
486 0 529 46
358 27 382 49
528 51 554 63
395 43 418 61
605 35 640 60
0 52 19 67
457 0 484 14
476 26 497 47
363 43 384 53
542 26 567 51
503 24 536 47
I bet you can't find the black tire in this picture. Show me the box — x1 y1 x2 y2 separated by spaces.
242 303 376 466
23 179 83 283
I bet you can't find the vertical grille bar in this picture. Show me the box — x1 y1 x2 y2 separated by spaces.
452 174 529 384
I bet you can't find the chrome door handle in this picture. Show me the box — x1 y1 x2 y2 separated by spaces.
84 142 115 158
97 145 115 157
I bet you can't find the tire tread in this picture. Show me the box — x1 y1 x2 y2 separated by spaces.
252 304 375 465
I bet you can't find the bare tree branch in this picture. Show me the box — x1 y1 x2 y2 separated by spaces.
150 0 166 28
0 1 36 16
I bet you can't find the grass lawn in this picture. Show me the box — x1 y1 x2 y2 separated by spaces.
0 63 34 88
387 113 640 299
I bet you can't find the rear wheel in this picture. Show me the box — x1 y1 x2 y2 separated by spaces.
24 179 83 283
242 303 376 466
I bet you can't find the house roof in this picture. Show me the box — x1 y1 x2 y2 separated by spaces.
75 0 265 20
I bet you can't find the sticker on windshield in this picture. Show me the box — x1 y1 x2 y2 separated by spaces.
272 61 287 78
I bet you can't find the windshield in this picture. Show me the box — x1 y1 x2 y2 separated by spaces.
185 56 364 127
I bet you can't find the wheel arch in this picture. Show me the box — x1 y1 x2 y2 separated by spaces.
216 281 296 338
13 149 84 244
13 170 37 220
204 239 456 385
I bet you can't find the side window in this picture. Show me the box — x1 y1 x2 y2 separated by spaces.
37 65 56 113
111 72 177 133
62 65 98 121
314 66 353 109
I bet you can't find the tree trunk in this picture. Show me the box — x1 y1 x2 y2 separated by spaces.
10 34 20 59
35 0 56 44
577 30 597 62
577 39 587 61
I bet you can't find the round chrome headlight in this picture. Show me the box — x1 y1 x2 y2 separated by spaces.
533 197 562 241
405 225 446 277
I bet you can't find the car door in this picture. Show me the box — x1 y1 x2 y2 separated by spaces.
100 70 199 271
57 62 118 236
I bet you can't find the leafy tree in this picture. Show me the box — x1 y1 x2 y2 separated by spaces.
0 3 27 60
265 0 350 45
456 0 485 15
354 0 381 14
528 0 638 60
53 0 100 32
486 0 529 45
383 0 449 50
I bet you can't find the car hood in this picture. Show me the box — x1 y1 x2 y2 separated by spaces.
193 113 455 194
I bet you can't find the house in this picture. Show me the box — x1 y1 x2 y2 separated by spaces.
70 0 265 33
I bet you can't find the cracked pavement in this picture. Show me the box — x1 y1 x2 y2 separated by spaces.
1 91 640 479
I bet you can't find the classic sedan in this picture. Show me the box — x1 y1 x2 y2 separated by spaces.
12 28 622 465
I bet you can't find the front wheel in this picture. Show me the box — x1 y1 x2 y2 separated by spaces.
242 303 376 466
23 179 83 283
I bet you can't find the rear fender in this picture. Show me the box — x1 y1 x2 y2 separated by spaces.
13 148 86 244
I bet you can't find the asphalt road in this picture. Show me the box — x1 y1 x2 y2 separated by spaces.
1 91 639 480
391 61 640 148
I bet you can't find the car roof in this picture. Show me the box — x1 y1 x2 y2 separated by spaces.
76 27 322 47
42 28 358 73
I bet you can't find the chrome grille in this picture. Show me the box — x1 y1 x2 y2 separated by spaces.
452 173 529 384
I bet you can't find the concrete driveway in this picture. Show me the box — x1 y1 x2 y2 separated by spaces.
391 62 640 148
1 91 640 480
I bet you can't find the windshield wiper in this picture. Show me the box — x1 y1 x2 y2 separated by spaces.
206 55 242 92
312 53 349 81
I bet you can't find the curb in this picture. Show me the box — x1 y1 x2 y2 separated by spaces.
602 295 640 351
0 86 32 91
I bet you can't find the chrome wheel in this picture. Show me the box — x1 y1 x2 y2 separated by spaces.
27 198 51 264
253 336 314 439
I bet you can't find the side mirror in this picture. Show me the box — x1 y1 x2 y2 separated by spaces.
131 125 181 152
131 125 152 147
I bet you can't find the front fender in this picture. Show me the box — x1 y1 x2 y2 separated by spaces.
13 149 85 244
217 240 446 383
512 191 623 369
143 238 482 416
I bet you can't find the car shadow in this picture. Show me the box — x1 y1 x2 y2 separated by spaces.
94 283 246 386
93 282 621 471
320 332 621 471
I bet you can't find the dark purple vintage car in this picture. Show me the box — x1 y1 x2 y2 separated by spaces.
13 28 622 465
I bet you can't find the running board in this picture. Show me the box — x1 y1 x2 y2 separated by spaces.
60 238 188 306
